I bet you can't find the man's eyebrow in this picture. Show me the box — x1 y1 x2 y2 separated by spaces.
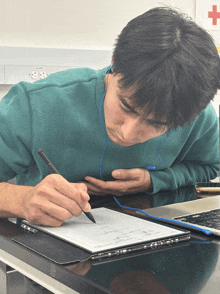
118 94 138 114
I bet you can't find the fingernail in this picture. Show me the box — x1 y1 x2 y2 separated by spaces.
84 202 91 211
81 193 89 201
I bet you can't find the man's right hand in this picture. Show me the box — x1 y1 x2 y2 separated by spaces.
20 174 91 226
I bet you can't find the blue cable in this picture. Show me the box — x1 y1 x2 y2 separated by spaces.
190 240 212 244
99 67 112 180
146 130 174 170
113 197 213 235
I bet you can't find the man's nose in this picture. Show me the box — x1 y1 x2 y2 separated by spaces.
120 119 140 141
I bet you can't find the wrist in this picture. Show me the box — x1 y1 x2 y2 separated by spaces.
0 182 33 218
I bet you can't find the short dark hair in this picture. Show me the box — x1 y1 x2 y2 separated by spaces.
113 7 220 130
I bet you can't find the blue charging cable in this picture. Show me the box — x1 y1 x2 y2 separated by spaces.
113 197 213 235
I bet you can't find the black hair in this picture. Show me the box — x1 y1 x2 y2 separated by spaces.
112 7 220 130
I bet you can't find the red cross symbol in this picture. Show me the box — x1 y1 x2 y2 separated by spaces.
208 5 220 25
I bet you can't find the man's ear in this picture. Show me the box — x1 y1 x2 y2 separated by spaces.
110 58 114 74
111 58 114 73
109 64 114 74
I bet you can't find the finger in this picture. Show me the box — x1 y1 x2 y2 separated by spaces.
78 188 90 202
83 181 108 195
75 182 88 192
72 184 91 211
25 200 66 226
112 169 143 180
31 195 84 221
76 181 96 195
46 174 89 200
84 177 113 194
29 212 64 227
42 199 85 219
44 174 90 212
84 176 106 186
105 180 138 194
85 176 138 196
85 176 134 190
36 182 89 216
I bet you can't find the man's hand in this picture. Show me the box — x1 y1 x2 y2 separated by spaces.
83 168 152 196
21 174 91 226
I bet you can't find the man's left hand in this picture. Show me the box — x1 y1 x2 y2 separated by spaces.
83 168 152 196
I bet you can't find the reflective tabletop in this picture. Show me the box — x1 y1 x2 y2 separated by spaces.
1 186 220 294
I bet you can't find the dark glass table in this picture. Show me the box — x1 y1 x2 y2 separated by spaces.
1 186 220 294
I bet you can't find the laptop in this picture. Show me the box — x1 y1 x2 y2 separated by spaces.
136 195 220 236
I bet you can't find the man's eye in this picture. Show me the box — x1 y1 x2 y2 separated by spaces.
122 107 132 113
119 103 132 113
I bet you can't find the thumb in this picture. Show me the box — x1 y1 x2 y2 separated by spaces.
112 169 140 180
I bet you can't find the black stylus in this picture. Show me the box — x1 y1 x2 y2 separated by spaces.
37 149 96 223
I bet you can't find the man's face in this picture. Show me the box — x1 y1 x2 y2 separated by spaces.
103 74 168 147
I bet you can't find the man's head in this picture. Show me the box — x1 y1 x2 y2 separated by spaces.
104 73 169 146
112 7 220 131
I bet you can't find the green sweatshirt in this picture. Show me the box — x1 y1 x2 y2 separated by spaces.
0 66 218 193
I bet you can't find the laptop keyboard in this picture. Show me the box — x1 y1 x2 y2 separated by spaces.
174 208 220 230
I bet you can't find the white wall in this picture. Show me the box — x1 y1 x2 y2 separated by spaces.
1 0 220 49
0 0 219 115
0 0 197 50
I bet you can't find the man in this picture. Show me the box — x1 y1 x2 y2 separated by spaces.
0 7 219 226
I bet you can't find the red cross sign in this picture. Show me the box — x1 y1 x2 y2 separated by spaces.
208 5 220 25
196 0 220 30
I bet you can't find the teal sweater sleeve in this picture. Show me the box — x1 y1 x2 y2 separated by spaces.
0 83 34 181
150 104 219 193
